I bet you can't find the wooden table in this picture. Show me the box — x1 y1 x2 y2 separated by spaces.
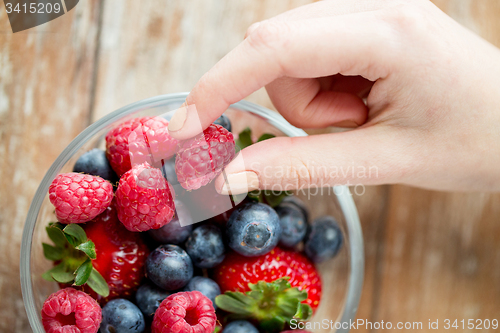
1 1 499 332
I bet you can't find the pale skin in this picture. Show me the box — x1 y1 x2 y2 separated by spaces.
168 0 500 194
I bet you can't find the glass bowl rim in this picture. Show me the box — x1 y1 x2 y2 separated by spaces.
20 92 364 333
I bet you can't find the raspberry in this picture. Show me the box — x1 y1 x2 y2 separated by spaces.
106 117 179 176
152 291 216 333
49 173 113 224
41 288 102 333
175 124 235 190
115 162 175 232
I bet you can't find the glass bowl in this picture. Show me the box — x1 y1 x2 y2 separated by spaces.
21 92 364 333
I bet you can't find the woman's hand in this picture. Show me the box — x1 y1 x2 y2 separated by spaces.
168 0 500 194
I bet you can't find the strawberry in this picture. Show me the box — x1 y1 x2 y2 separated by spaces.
83 203 150 303
213 247 321 310
42 203 149 305
215 278 313 333
105 116 179 176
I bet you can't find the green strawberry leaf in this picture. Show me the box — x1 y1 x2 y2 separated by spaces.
215 292 255 316
43 263 74 284
42 243 64 261
46 224 68 247
247 190 262 202
215 277 310 333
295 303 313 321
236 127 253 150
263 190 291 207
51 271 75 284
87 268 110 297
74 258 93 286
260 317 287 333
247 190 291 207
43 221 107 295
76 240 97 260
257 133 276 142
42 263 66 282
63 224 87 247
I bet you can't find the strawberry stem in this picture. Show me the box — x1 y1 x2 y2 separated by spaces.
215 278 312 333
42 222 109 297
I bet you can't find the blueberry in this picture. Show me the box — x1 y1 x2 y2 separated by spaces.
222 320 259 333
161 157 178 185
213 114 232 132
73 148 118 183
281 195 309 224
275 202 307 248
146 244 193 290
304 216 343 263
185 225 225 268
100 299 145 333
135 282 171 320
148 201 193 244
183 276 221 308
226 202 281 257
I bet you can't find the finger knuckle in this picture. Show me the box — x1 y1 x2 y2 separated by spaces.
380 4 429 37
246 20 291 53
284 138 316 189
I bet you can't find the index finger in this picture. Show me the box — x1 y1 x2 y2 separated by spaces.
168 10 398 139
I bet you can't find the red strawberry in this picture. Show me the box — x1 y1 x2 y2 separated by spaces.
175 124 236 190
152 291 216 333
213 247 322 310
82 202 150 304
42 204 149 305
42 287 102 333
115 162 175 232
106 117 179 176
49 173 113 224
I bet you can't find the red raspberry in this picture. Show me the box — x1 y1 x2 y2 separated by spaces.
152 291 216 333
115 162 175 232
49 173 113 224
106 117 179 176
175 124 236 190
42 287 102 333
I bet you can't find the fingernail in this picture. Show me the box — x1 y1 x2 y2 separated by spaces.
335 119 359 128
168 106 188 132
219 171 260 195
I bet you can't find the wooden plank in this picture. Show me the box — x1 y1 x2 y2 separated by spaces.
375 188 500 330
0 1 102 332
373 2 500 330
92 0 319 121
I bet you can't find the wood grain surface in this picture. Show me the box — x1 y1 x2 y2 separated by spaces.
1 1 499 332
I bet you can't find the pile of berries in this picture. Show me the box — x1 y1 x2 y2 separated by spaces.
40 115 343 333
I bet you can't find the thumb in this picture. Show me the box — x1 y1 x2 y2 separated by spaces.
215 126 412 194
